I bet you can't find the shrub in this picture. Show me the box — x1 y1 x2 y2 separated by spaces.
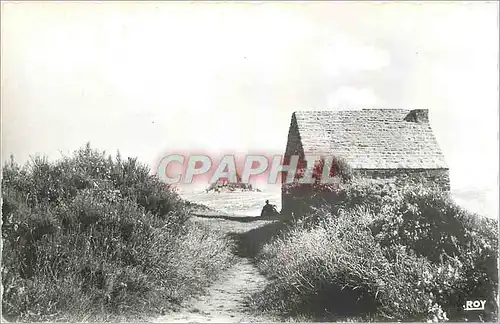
255 180 498 322
2 143 234 322
281 156 353 218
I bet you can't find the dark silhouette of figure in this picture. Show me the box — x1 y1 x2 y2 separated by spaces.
261 200 279 218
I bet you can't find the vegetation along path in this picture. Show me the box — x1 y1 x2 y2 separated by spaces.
153 214 283 323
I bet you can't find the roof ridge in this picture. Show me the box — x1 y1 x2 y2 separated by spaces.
294 108 412 114
361 108 410 110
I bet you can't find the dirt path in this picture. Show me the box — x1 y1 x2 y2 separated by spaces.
153 216 281 323
153 257 272 323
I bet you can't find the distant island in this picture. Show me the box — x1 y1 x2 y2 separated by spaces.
206 172 261 193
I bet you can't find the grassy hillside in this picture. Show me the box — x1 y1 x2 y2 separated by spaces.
1 143 234 322
254 180 498 322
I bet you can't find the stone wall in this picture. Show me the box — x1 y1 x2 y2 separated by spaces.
282 113 304 214
353 168 450 191
283 113 304 159
280 168 450 217
280 167 450 218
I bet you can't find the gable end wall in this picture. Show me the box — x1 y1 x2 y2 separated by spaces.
282 113 304 214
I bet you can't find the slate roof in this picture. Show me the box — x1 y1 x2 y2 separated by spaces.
292 109 448 169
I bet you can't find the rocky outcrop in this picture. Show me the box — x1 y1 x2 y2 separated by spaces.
206 180 261 193
205 171 261 193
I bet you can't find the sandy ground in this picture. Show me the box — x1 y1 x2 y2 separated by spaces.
153 258 272 323
152 215 280 323
179 190 282 217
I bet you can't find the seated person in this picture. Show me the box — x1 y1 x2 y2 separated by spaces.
261 200 278 217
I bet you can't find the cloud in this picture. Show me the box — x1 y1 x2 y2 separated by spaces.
326 86 381 110
317 36 391 78
1 1 497 195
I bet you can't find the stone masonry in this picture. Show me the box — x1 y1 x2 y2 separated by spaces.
281 109 450 214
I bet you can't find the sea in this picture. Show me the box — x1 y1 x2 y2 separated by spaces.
177 186 498 220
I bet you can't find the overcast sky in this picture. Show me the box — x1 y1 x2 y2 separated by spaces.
2 1 498 193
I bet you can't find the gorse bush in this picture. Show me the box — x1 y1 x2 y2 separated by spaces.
255 180 498 322
281 155 353 218
2 143 234 322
